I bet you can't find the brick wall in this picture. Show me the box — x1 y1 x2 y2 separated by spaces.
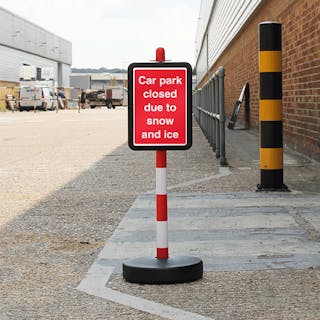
205 0 320 160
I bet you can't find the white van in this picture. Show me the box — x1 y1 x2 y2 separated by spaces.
19 85 54 111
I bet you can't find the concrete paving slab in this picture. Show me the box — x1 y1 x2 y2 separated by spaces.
78 190 320 320
88 192 320 275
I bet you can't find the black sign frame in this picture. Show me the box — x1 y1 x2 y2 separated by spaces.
128 62 192 151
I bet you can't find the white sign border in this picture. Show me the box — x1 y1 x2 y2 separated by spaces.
133 67 188 147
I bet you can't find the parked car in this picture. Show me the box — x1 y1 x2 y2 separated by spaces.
19 85 54 111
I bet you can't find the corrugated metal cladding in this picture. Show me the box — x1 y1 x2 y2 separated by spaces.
70 75 91 90
195 0 214 59
0 44 69 85
61 63 71 87
196 36 208 85
195 0 262 84
0 6 71 86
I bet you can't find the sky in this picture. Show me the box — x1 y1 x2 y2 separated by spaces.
0 0 201 69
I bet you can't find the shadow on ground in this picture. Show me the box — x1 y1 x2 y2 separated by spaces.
1 124 319 320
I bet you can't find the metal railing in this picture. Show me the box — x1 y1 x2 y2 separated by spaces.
193 66 227 166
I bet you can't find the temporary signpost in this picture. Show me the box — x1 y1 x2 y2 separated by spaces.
123 48 203 284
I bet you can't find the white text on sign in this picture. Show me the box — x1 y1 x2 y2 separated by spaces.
141 130 179 139
138 76 183 86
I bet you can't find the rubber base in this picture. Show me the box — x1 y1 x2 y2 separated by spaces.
123 256 203 284
256 183 290 192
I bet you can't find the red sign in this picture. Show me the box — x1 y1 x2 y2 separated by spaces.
128 62 192 150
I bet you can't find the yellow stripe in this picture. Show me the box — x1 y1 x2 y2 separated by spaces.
259 51 282 72
260 100 282 121
260 148 283 170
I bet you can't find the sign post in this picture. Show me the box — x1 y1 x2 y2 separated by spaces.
123 48 203 284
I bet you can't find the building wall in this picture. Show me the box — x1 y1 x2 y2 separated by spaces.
196 0 320 160
195 0 263 81
0 44 70 86
70 75 91 90
61 63 71 87
73 73 128 91
0 7 71 87
0 6 71 65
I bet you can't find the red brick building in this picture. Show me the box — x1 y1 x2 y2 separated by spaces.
195 0 320 160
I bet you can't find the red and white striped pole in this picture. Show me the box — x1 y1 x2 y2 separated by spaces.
156 150 168 259
155 47 168 260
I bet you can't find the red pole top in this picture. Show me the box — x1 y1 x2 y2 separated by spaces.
156 47 165 62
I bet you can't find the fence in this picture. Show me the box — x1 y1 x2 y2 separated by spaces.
193 66 227 166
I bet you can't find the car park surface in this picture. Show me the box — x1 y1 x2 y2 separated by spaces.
0 109 319 320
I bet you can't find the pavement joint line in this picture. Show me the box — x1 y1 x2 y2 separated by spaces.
167 167 231 191
77 263 214 320
288 207 320 240
146 166 231 194
76 168 232 319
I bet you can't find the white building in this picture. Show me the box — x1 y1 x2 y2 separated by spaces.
70 73 128 90
0 6 72 86
90 73 127 90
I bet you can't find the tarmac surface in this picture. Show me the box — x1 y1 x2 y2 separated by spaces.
0 108 319 319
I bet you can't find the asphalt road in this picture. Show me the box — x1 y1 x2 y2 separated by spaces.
0 108 319 320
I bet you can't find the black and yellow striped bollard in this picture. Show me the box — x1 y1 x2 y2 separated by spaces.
258 21 288 191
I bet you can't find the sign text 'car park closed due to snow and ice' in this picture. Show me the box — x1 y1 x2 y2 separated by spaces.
128 62 192 150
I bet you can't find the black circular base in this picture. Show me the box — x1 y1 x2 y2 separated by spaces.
123 256 203 284
256 183 290 192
